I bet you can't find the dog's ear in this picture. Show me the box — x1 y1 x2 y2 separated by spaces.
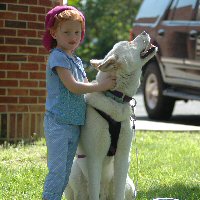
90 59 104 69
95 55 118 72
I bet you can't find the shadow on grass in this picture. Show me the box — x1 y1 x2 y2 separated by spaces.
137 183 200 200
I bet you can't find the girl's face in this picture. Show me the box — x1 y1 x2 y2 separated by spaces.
51 20 82 55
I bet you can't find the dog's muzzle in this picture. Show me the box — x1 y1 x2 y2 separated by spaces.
140 44 157 59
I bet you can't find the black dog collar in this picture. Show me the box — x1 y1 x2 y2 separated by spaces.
105 90 132 103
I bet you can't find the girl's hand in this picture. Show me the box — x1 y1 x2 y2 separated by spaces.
98 76 116 91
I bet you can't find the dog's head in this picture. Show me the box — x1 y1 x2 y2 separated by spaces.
90 31 157 73
130 31 158 67
90 32 158 96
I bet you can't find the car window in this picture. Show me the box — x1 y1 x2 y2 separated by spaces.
172 0 197 20
196 3 200 20
135 0 172 23
176 0 196 8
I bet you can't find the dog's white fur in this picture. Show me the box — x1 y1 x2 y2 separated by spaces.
65 32 157 200
65 157 135 200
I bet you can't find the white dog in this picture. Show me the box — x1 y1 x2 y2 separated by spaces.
65 156 135 200
65 31 157 200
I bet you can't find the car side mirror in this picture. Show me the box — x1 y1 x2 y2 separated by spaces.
158 29 165 37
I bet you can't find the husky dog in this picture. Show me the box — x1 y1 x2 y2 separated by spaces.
65 31 157 200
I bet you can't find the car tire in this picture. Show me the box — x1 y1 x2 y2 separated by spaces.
142 62 175 120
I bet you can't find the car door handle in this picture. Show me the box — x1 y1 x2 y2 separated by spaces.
158 29 165 36
189 30 198 40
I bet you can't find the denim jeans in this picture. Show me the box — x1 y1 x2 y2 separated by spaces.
42 112 80 200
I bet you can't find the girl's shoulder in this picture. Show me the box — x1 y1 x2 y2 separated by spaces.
48 48 72 70
48 48 84 73
49 48 81 63
49 48 67 59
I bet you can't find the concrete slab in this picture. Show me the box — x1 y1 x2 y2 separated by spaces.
134 120 200 132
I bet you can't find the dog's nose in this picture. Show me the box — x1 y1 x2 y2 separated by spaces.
141 31 147 35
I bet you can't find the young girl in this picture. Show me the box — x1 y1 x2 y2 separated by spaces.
42 5 116 200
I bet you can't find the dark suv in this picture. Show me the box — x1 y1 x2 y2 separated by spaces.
131 0 200 120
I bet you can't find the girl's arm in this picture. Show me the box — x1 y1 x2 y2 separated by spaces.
56 67 116 94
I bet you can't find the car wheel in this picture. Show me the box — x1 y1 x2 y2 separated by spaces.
142 62 175 120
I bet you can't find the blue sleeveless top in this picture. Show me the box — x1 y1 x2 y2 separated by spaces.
45 48 87 125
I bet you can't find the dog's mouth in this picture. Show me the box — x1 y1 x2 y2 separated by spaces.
140 43 156 59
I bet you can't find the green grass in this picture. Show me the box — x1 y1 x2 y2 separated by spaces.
0 131 200 200
130 131 200 200
0 140 48 200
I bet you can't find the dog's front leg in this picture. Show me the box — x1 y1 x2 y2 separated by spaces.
80 106 111 200
114 120 133 200
87 156 104 200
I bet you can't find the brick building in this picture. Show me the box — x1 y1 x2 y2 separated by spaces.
0 0 63 142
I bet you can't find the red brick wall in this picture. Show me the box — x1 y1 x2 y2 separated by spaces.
0 0 61 142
